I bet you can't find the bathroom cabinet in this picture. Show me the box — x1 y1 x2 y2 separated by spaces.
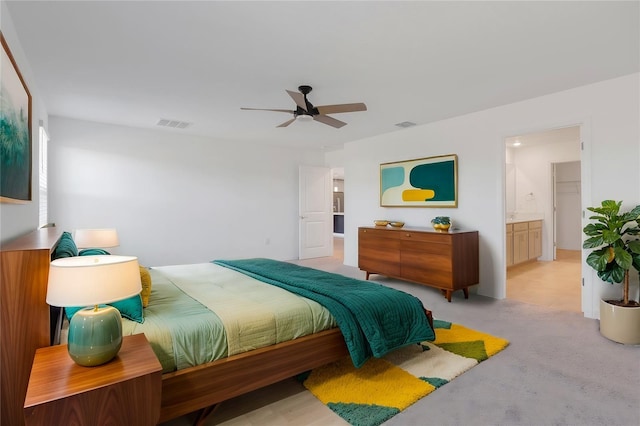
506 220 542 267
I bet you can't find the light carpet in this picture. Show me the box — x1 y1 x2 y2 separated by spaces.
301 320 509 426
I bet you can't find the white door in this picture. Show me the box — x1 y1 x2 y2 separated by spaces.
299 166 333 259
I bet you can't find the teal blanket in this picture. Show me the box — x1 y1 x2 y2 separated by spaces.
213 258 434 367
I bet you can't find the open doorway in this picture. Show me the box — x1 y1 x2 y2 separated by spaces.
505 126 582 312
332 167 344 262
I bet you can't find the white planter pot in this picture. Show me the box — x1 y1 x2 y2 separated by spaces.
599 299 640 345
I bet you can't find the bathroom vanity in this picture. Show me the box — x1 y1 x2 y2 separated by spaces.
506 219 542 266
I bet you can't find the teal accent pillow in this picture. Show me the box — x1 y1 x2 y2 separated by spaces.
52 232 78 259
65 294 144 324
79 248 111 256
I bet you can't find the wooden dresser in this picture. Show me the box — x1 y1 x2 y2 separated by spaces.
1 228 62 426
358 226 479 302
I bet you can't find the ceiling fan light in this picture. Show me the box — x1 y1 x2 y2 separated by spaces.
296 114 313 123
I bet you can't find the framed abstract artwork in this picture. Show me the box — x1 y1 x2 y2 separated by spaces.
380 154 457 207
1 32 32 203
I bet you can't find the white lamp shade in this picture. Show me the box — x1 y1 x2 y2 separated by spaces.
74 228 119 249
47 255 142 307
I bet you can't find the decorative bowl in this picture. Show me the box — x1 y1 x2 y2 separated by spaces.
389 221 405 228
374 220 390 226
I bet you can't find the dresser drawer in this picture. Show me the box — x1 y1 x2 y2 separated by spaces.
400 231 452 245
359 227 400 240
401 239 452 256
358 227 400 276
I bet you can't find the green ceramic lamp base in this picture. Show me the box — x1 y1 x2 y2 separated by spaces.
67 305 123 367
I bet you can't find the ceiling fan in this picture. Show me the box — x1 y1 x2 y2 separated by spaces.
241 85 367 128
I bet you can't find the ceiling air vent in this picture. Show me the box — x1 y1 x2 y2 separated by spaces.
156 118 191 129
395 121 416 128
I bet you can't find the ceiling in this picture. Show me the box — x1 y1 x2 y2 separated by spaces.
6 1 639 151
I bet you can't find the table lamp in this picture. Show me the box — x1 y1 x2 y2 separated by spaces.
47 255 142 367
74 228 119 250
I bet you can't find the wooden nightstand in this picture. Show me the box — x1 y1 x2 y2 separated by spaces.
24 333 162 426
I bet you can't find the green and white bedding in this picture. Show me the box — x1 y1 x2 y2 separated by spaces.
214 258 435 368
122 263 337 373
122 260 434 373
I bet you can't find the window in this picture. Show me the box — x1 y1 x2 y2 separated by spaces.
38 124 48 227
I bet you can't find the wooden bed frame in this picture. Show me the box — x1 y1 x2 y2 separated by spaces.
1 228 432 425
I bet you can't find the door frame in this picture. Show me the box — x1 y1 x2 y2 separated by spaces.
503 120 593 317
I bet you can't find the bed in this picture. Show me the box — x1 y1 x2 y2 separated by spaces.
0 228 434 425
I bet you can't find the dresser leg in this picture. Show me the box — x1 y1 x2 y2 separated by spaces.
463 288 469 299
365 272 370 280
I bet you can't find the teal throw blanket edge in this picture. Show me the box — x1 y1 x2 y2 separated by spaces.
212 258 434 368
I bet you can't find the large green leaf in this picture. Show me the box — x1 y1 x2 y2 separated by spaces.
610 264 626 283
586 248 609 272
602 200 622 214
587 200 619 216
628 240 640 254
596 261 625 284
588 215 609 224
613 247 632 270
583 236 604 249
628 204 640 218
586 211 606 217
583 223 606 236
632 253 640 272
602 229 621 244
623 226 640 236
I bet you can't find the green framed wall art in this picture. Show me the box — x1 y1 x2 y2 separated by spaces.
1 32 32 203
380 154 457 207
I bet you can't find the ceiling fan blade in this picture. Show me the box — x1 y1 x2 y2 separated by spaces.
241 107 295 113
316 103 367 115
286 90 307 111
313 114 347 129
277 118 296 128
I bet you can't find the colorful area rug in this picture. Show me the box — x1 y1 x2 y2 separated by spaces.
301 320 509 426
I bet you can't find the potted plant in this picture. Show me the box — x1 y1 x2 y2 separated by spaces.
583 200 640 344
431 216 451 232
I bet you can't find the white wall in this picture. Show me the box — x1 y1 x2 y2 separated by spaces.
324 148 344 169
0 3 49 243
48 117 325 266
341 73 639 319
